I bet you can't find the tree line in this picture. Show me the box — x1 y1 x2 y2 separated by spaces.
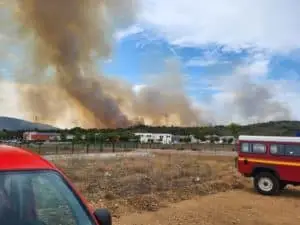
1 120 300 142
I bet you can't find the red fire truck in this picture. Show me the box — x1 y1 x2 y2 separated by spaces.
236 135 300 195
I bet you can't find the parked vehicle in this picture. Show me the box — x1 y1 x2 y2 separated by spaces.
0 144 112 225
236 135 300 196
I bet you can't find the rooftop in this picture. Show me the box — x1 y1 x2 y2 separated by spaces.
0 145 55 171
238 135 300 144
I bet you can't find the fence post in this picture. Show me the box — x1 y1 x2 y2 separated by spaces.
112 142 115 152
71 142 74 154
99 142 103 152
86 143 89 154
56 144 58 154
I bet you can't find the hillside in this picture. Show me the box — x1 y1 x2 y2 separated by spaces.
1 117 300 137
0 117 58 131
122 121 300 137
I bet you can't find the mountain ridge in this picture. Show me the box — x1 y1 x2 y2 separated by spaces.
0 116 58 131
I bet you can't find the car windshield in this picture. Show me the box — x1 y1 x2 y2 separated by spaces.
0 170 95 225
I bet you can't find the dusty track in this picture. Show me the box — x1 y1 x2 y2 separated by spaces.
116 188 300 225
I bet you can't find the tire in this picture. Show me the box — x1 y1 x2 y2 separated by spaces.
94 208 112 225
279 182 287 190
254 172 280 196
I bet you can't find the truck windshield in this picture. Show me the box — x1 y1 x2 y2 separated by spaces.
0 170 95 225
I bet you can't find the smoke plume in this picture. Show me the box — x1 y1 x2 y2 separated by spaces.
209 68 291 125
231 75 291 122
0 0 201 128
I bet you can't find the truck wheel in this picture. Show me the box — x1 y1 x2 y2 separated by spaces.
254 172 280 196
279 182 287 190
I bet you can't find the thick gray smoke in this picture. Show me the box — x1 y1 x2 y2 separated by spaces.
210 69 291 124
0 0 202 128
233 76 291 122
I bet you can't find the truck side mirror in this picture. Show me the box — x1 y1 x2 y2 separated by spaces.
94 208 112 225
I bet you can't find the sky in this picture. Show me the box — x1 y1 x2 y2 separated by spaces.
105 0 300 125
1 0 300 126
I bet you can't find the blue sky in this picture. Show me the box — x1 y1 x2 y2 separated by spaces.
1 0 300 126
98 0 300 124
102 28 300 123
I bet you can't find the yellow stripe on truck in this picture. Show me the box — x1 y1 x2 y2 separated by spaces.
238 157 300 167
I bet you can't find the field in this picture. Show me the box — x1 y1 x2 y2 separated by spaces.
49 150 300 225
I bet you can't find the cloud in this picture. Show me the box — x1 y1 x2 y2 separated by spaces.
185 47 230 67
115 25 144 40
235 52 270 78
138 0 300 53
186 58 230 67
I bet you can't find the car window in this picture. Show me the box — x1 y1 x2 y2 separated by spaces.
0 171 95 225
32 175 77 225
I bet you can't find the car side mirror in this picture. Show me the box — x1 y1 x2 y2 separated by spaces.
94 208 112 225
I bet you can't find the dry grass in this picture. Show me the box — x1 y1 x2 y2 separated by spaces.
51 153 247 217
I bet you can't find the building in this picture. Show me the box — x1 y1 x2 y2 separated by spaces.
134 133 173 144
66 134 75 140
23 132 61 142
172 135 199 143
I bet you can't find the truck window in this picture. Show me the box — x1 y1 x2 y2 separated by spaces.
241 143 250 152
285 145 300 156
270 144 285 155
241 142 266 154
270 144 300 156
252 143 266 153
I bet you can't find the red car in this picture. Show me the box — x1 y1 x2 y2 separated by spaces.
0 144 112 225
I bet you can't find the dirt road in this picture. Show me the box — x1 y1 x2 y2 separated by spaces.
116 188 300 225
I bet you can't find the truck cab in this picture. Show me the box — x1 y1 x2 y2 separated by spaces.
236 135 300 195
0 145 112 225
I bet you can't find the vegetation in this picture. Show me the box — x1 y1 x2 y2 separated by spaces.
1 120 300 142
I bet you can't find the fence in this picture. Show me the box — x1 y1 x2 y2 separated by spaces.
8 142 235 155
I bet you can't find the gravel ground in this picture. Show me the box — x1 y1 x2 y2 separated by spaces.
115 188 300 225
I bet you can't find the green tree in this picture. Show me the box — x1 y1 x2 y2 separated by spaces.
86 133 96 143
228 138 234 144
60 133 67 142
222 138 228 144
228 123 240 138
194 130 206 142
104 132 119 143
119 131 136 142
214 136 220 143
0 131 7 140
74 132 83 143
183 137 191 143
